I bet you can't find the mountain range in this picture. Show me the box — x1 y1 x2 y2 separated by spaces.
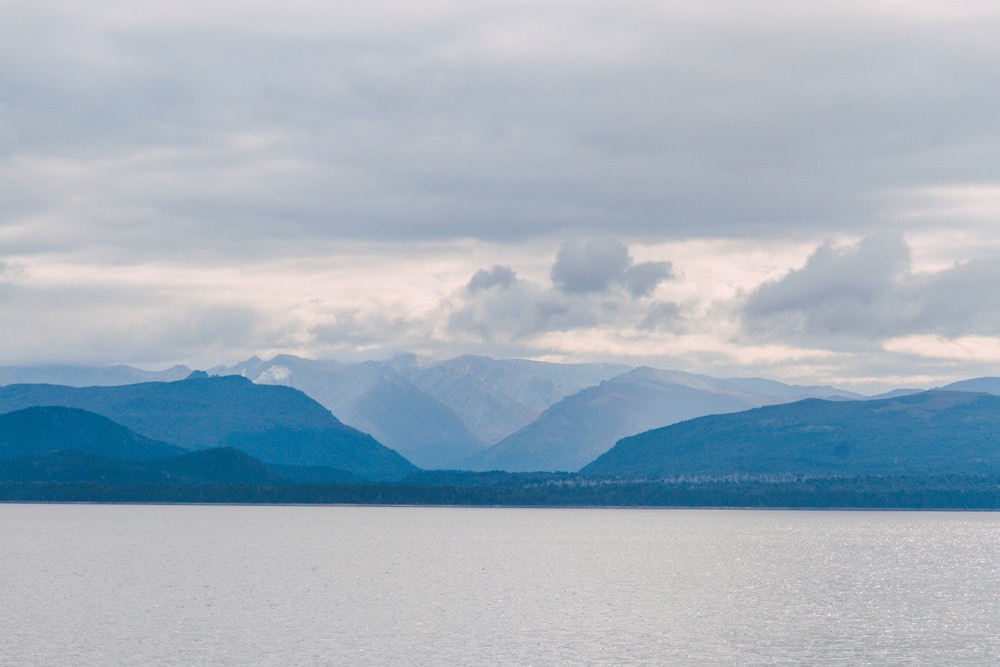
583 390 1000 478
209 356 865 470
461 367 861 471
3 356 1000 475
5 359 1000 507
210 355 485 469
210 354 629 468
5 390 1000 509
0 373 416 480
0 406 352 485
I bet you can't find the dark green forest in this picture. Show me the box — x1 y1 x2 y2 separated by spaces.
4 474 1000 509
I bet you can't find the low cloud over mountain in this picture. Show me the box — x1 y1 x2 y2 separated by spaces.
743 233 1000 345
449 239 677 343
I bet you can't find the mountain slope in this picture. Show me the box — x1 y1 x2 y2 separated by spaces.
0 406 185 460
390 354 632 444
583 390 1000 478
463 367 861 472
216 353 630 469
215 356 483 469
0 374 417 480
941 377 1000 394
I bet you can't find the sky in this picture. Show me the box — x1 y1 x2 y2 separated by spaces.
2 0 1000 393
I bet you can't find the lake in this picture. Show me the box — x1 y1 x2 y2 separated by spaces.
2 504 998 665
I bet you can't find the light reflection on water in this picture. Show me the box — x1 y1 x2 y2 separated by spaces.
2 504 998 665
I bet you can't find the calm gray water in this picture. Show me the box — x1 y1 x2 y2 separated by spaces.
2 505 998 666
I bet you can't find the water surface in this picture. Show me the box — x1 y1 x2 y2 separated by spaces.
2 505 998 665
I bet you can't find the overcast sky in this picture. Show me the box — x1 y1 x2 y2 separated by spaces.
3 0 1000 392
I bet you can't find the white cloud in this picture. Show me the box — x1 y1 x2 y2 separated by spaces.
883 335 1000 363
5 233 1000 391
255 365 292 385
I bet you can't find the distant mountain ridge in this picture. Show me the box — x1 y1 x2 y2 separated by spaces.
389 354 633 443
463 367 863 472
213 355 484 469
0 355 640 471
583 390 1000 478
940 377 1000 394
0 374 417 480
212 354 630 468
13 356 1000 475
7 387 1000 509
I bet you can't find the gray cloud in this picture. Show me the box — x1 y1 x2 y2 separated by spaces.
624 261 674 298
743 233 1000 344
449 279 588 342
0 279 280 366
451 241 676 342
551 240 631 294
4 1 1000 262
310 309 423 352
744 232 910 338
0 260 26 282
467 265 517 292
6 1 1000 389
550 239 672 296
639 302 683 332
907 259 1000 337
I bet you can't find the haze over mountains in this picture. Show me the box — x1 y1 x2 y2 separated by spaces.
165 355 867 471
211 355 486 469
0 364 193 387
463 367 861 472
210 354 629 469
3 354 1000 477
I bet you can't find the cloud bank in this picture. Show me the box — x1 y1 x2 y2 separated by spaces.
4 1 1000 390
447 240 676 342
743 233 1000 346
4 0 1000 260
